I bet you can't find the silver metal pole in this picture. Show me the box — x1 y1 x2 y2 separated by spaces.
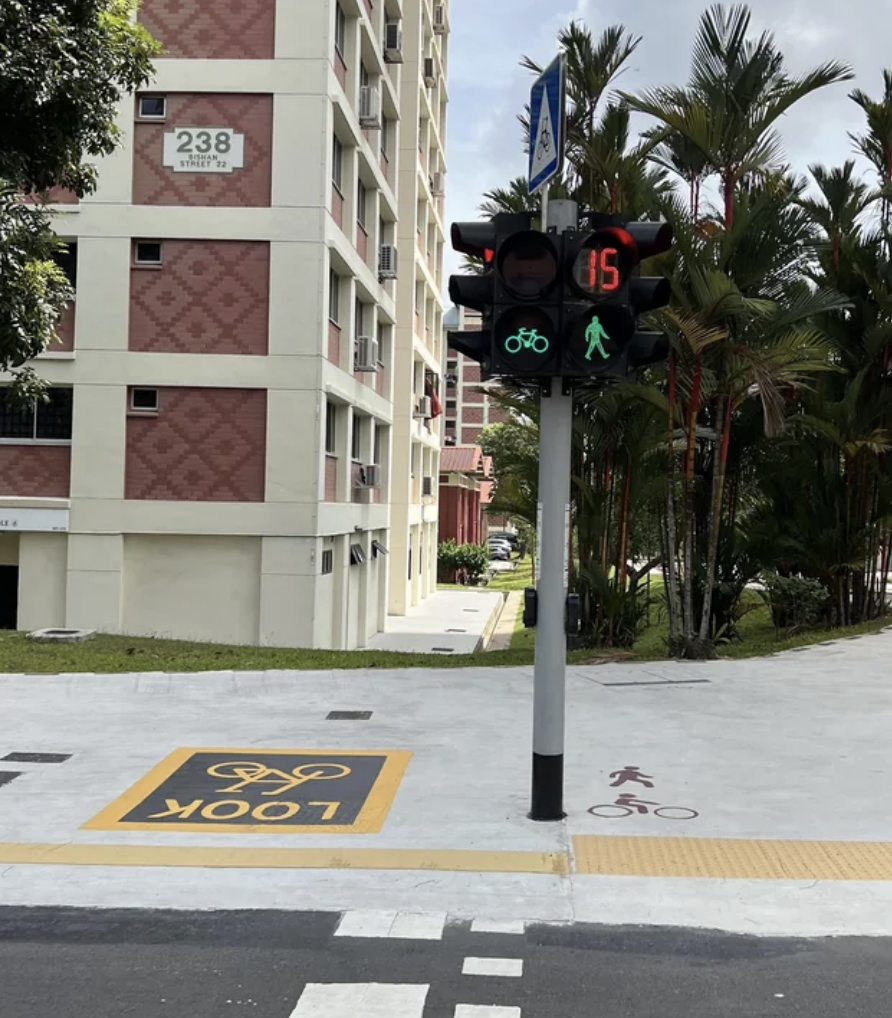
530 195 577 821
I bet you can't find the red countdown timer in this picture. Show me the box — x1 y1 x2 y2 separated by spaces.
570 228 635 298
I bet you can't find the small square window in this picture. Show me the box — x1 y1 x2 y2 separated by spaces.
134 241 163 265
139 96 167 120
131 388 158 412
321 549 334 574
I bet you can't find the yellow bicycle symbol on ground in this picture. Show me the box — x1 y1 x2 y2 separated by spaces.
206 761 351 796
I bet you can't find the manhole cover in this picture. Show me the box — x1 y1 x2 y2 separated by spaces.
2 752 71 763
326 711 373 720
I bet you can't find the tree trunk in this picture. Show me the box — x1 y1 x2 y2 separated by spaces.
698 395 731 642
665 355 682 646
682 357 703 647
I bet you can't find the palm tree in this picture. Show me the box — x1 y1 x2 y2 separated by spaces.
621 4 853 228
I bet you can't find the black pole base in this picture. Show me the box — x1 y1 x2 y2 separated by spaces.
528 752 566 821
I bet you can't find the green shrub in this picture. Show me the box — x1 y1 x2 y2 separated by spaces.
759 572 831 636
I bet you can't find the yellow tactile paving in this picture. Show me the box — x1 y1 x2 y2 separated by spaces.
0 842 570 875
573 835 892 880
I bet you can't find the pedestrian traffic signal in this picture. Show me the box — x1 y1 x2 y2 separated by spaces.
447 213 674 382
491 228 561 376
447 213 535 378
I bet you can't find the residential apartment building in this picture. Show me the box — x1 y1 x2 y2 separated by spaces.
443 305 509 445
3 0 449 648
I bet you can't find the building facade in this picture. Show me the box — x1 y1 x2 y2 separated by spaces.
3 0 449 648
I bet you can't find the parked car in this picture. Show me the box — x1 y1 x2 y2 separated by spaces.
489 530 519 551
487 538 512 561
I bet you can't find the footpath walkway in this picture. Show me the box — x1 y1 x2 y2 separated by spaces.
365 589 504 654
1 627 891 936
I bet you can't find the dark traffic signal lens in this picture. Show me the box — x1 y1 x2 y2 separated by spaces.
496 231 559 299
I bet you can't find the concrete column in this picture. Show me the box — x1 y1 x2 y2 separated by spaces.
66 534 124 632
259 537 315 647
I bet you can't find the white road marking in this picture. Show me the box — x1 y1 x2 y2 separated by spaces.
454 1007 522 1017
334 910 397 938
290 983 429 1017
462 957 524 977
389 911 448 940
335 910 447 940
470 919 526 935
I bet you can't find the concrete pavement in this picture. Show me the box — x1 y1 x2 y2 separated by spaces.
0 627 892 935
366 589 505 653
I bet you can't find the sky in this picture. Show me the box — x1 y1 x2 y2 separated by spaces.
443 0 889 285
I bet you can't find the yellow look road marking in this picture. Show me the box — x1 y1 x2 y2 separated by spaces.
574 836 892 881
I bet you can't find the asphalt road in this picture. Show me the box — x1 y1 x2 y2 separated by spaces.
0 906 889 1017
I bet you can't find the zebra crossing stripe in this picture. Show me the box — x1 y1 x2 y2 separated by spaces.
289 983 430 1017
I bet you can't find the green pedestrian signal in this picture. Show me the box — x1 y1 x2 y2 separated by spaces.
505 327 550 355
584 317 610 361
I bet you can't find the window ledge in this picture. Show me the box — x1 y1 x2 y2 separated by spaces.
0 439 72 447
38 352 76 361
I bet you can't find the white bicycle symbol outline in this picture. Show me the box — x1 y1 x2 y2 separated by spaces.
588 803 699 820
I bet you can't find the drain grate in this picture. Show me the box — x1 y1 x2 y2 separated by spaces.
602 679 711 687
326 710 372 721
2 752 72 763
445 628 467 633
431 647 455 653
463 609 480 613
0 771 22 788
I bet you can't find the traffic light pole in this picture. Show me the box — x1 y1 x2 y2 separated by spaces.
529 194 577 822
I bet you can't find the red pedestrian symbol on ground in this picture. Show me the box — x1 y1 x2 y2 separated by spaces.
609 766 654 788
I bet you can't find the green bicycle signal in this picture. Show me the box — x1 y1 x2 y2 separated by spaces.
584 317 611 361
505 327 550 355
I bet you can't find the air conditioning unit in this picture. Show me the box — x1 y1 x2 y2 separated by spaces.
378 244 398 279
359 85 381 129
354 335 380 372
431 171 445 196
433 5 448 33
423 57 436 87
413 395 432 419
384 23 403 62
364 464 381 488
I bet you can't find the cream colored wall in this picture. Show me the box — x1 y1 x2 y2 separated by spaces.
122 535 262 644
18 533 67 631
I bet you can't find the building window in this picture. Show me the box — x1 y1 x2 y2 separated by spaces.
134 240 163 266
373 422 382 464
381 115 389 157
321 549 334 574
138 95 166 120
357 180 367 229
328 270 340 324
334 3 346 56
130 387 159 412
372 539 388 559
360 63 369 92
0 388 73 442
354 298 364 337
325 401 337 454
53 242 77 289
445 399 457 415
350 543 367 565
351 415 363 461
332 135 343 192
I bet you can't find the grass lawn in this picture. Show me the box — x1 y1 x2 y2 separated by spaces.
1 566 885 675
511 577 890 660
438 556 534 594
